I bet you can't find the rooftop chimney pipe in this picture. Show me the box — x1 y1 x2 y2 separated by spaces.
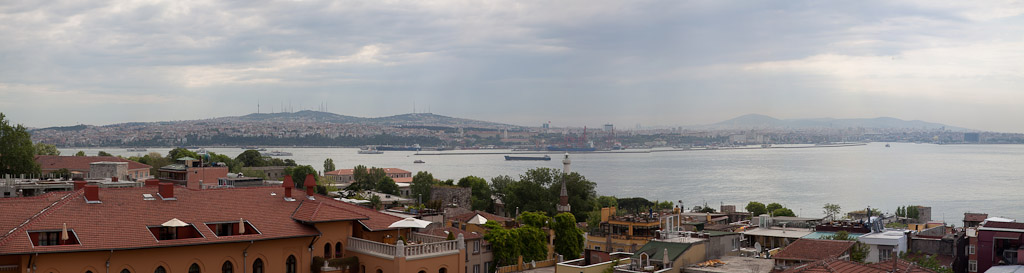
74 181 87 191
304 174 316 197
158 183 175 200
145 179 160 187
111 177 118 182
84 185 99 202
283 176 294 198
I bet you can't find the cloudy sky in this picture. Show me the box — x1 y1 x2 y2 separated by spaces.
1 1 1023 132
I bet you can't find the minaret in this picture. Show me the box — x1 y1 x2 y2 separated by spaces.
557 153 572 213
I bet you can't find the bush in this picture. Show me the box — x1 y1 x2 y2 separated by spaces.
328 256 359 270
311 256 325 273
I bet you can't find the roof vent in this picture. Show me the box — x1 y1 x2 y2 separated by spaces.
158 183 177 201
282 176 295 202
143 194 156 201
84 185 101 204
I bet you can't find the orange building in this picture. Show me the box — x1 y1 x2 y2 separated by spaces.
0 176 466 273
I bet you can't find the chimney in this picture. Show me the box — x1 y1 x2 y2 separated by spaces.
74 181 87 191
283 176 294 199
304 174 316 198
84 185 100 203
111 176 118 182
145 179 161 187
158 183 175 200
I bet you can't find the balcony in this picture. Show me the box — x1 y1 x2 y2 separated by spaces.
347 233 461 261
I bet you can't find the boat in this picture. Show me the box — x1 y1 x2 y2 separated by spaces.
545 145 596 152
261 151 293 156
375 144 422 151
126 148 147 152
505 155 552 161
358 149 383 154
885 143 891 148
241 146 267 151
413 160 425 164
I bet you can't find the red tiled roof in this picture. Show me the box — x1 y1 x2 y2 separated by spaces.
452 210 510 223
773 239 855 262
964 213 988 222
785 258 936 273
420 227 482 240
982 221 1024 230
394 177 413 183
0 185 405 254
35 155 151 171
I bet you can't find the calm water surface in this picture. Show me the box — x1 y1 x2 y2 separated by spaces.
63 143 1024 224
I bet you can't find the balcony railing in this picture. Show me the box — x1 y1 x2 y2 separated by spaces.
410 232 448 243
347 235 462 260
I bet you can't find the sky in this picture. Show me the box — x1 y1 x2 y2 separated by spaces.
1 1 1023 132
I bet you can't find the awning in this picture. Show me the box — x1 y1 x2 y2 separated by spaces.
994 231 1022 240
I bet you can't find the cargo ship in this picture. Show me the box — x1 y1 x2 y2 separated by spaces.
375 144 422 151
505 155 551 161
545 146 596 152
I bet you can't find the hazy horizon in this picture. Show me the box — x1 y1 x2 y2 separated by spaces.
3 1 1023 132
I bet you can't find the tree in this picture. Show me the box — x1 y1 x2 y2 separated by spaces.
766 202 784 212
323 158 336 172
285 165 318 189
746 202 768 216
518 211 550 228
823 203 842 221
907 205 920 220
617 197 654 214
368 194 382 210
553 212 584 259
97 151 113 156
483 220 521 266
411 171 436 203
207 152 241 172
772 208 796 217
51 168 71 180
823 231 870 263
34 143 60 156
235 150 266 167
458 176 493 212
0 113 40 176
167 148 199 161
596 196 618 208
74 151 86 156
518 225 549 262
656 201 674 210
374 175 399 195
240 168 268 179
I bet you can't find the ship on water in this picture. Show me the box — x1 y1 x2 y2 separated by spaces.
358 148 383 154
375 144 422 151
545 146 597 152
505 155 552 161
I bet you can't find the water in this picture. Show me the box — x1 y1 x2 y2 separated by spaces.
61 143 1024 224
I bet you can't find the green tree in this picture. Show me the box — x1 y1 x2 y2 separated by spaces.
518 211 550 228
617 197 654 214
206 152 241 172
411 171 436 203
0 113 40 176
746 201 768 216
98 151 113 156
907 205 920 220
596 196 618 208
823 231 870 262
766 202 784 212
51 168 71 180
823 203 842 221
235 150 266 167
534 168 598 221
553 212 584 259
518 226 549 262
34 143 60 156
374 175 399 195
167 148 199 161
483 221 521 266
458 176 493 212
323 158 336 172
369 194 382 210
239 168 268 179
285 165 318 189
656 201 674 210
772 208 796 217
586 210 603 233
75 151 86 156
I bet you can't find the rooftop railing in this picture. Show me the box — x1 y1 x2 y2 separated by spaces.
347 233 463 260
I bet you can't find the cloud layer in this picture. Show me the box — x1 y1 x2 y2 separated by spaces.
2 0 1023 132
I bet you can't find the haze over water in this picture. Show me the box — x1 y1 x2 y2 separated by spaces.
66 142 1024 223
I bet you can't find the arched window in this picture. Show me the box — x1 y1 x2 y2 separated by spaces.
418 271 426 273
87 271 94 273
324 243 331 258
335 242 342 258
120 270 131 273
189 263 201 273
221 261 233 273
376 270 383 273
361 266 366 273
252 259 264 273
439 268 447 273
154 266 166 273
285 255 297 273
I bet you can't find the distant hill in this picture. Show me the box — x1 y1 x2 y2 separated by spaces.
703 114 969 131
216 110 516 128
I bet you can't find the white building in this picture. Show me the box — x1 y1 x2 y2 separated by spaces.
857 229 909 263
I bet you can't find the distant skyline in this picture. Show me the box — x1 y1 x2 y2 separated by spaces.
2 1 1023 132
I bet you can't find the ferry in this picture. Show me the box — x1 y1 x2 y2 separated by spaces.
375 144 422 151
358 148 383 154
505 155 552 161
261 151 293 156
413 160 425 164
126 148 147 152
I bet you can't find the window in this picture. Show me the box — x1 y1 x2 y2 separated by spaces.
484 262 492 273
376 270 383 273
286 255 297 273
121 270 131 273
189 263 201 273
335 242 343 258
969 244 976 254
149 225 203 240
441 268 449 273
473 265 480 273
324 243 332 258
29 230 79 246
474 240 480 253
205 221 258 237
222 261 233 273
969 260 977 272
154 266 166 273
879 249 892 261
595 246 601 251
252 259 264 273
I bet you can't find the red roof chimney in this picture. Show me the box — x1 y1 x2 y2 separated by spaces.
145 179 160 187
304 174 316 197
158 183 175 200
74 181 87 191
111 176 118 182
283 176 294 198
84 185 99 202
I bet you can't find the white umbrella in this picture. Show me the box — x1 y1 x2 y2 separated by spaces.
467 214 488 225
161 218 189 227
238 218 245 234
61 223 69 241
388 217 432 229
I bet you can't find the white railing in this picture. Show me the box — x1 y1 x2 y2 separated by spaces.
347 237 396 257
410 232 448 243
404 240 458 258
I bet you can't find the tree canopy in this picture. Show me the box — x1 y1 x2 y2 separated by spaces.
553 212 584 259
823 203 842 221
766 202 784 212
285 165 318 189
323 158 335 172
234 150 265 167
0 113 40 176
34 143 60 156
97 151 112 156
167 148 199 161
411 171 436 203
74 151 86 156
495 168 597 222
458 176 493 212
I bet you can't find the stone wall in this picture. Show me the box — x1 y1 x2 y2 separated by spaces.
430 186 470 210
89 162 128 179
